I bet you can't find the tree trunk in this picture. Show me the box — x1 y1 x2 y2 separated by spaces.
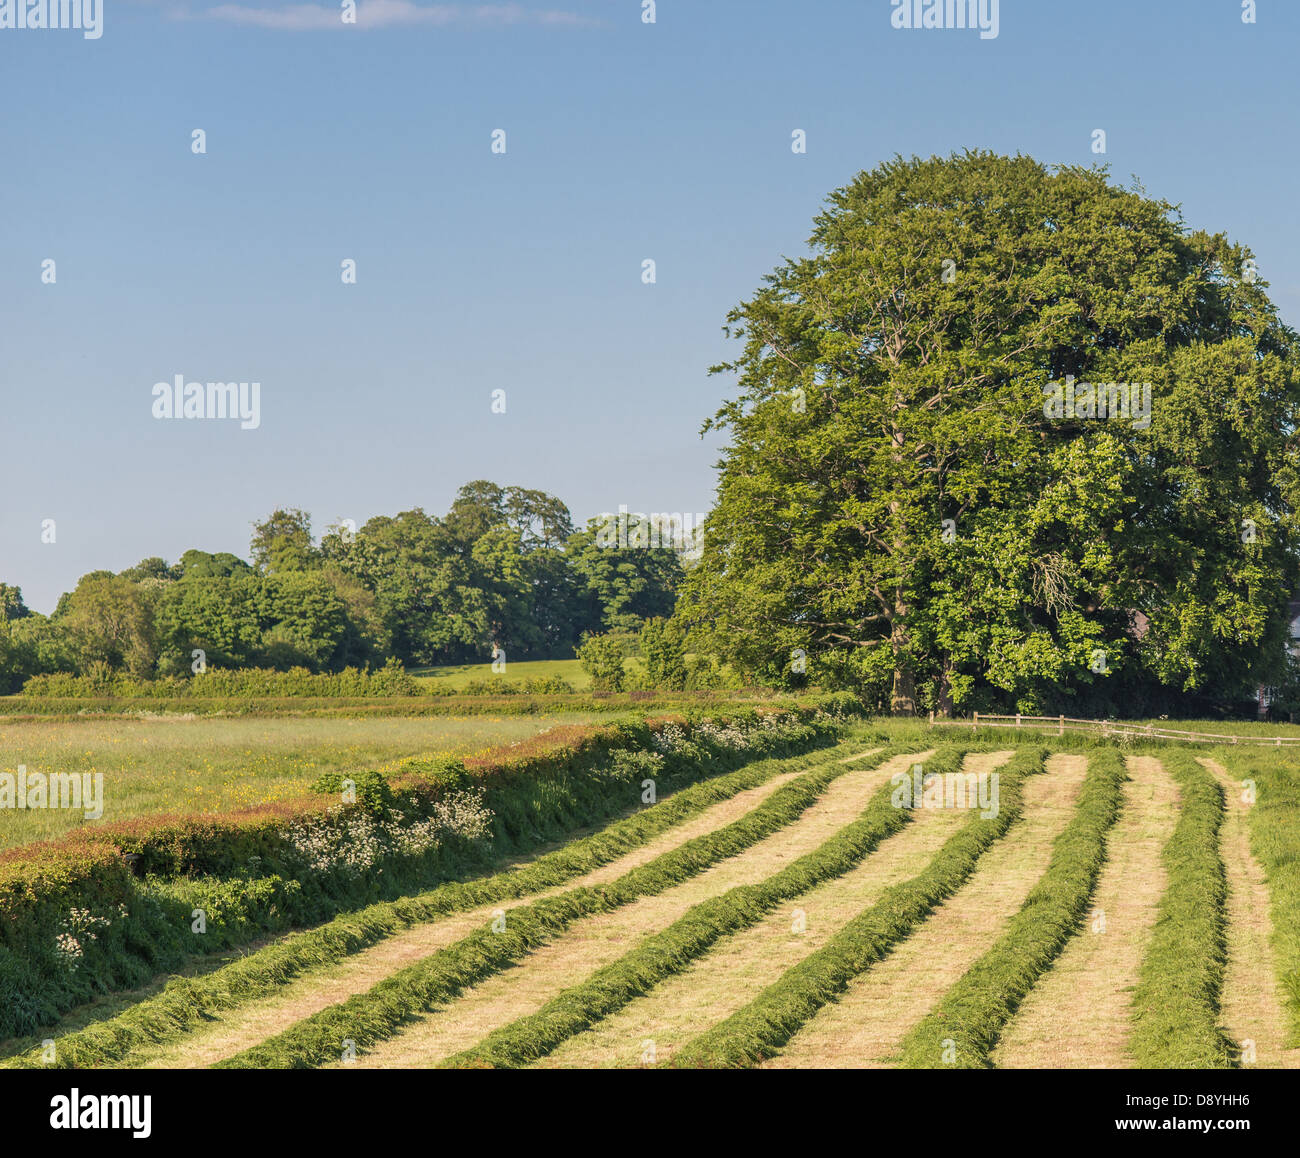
886 412 914 716
889 614 915 715
935 657 955 718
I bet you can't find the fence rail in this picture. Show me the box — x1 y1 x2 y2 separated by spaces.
928 711 1300 747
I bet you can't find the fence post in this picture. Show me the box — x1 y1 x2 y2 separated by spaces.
973 710 978 733
929 710 934 727
1015 712 1021 729
1059 714 1064 736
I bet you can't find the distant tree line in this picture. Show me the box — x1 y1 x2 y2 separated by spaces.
0 482 685 693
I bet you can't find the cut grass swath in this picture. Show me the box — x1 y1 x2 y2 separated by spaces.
1129 751 1234 1068
214 741 930 1069
895 747 1127 1069
1226 748 1300 1047
665 747 1046 1069
3 731 870 1069
440 747 973 1068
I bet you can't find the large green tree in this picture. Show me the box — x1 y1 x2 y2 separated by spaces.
155 575 264 670
321 508 489 665
177 549 253 579
321 484 590 665
678 152 1300 715
59 575 158 677
250 508 318 574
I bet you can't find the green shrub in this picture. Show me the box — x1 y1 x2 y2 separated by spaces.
576 633 627 693
309 769 397 815
639 618 688 691
522 675 576 695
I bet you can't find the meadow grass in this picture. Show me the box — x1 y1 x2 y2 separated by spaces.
0 713 598 850
410 658 598 690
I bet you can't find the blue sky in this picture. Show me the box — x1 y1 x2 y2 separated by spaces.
2 0 1297 612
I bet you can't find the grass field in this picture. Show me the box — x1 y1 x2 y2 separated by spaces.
0 712 599 851
411 658 610 690
5 715 1296 1070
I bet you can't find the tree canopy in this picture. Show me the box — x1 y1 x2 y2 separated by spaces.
676 152 1300 716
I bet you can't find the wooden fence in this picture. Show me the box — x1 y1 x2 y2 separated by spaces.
928 711 1300 748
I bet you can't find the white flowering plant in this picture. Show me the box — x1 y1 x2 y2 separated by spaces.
54 906 122 972
281 788 494 878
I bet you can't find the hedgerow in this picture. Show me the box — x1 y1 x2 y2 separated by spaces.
453 676 577 696
0 690 819 720
20 660 420 699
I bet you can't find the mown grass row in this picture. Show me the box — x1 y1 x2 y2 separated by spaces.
438 747 973 1068
1129 752 1233 1068
3 732 877 1069
215 741 935 1068
1224 748 1300 1046
893 748 1127 1069
665 747 1046 1068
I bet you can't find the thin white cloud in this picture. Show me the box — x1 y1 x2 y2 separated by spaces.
199 1 595 30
